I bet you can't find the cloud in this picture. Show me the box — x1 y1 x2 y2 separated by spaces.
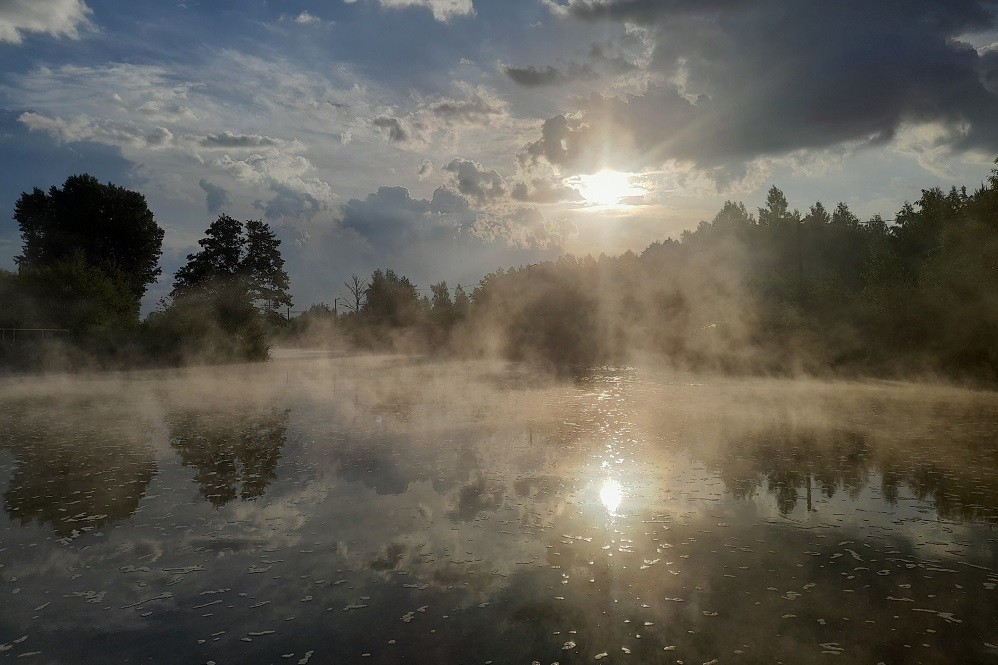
258 183 327 220
443 158 506 204
19 112 174 149
471 207 577 249
294 11 321 25
370 83 511 147
0 0 92 44
343 0 474 22
193 131 284 149
198 179 231 214
526 0 998 175
426 84 506 125
417 159 435 179
500 45 639 87
339 181 573 252
212 151 336 214
502 64 575 87
341 186 437 248
510 175 583 204
372 115 411 143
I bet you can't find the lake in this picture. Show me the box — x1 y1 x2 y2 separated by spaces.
1 353 996 664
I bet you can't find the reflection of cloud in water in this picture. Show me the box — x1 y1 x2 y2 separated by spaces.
448 474 505 522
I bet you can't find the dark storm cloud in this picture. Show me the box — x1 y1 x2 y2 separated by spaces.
198 179 231 213
530 0 998 172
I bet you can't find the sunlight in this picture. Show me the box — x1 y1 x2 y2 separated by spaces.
599 478 623 513
575 170 643 206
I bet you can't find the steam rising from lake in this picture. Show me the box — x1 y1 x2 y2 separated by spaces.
1 354 996 663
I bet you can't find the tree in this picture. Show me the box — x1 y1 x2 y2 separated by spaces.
171 214 245 298
453 284 470 315
242 220 292 314
13 174 164 317
342 274 367 313
430 281 452 311
758 186 792 228
171 215 291 316
363 269 419 327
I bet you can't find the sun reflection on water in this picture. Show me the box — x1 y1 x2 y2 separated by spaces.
599 479 623 514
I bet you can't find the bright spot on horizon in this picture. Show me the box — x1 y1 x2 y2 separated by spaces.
573 170 644 207
600 479 623 513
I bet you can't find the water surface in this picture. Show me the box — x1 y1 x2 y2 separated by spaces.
1 354 996 663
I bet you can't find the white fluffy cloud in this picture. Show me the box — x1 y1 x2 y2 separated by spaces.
0 0 92 44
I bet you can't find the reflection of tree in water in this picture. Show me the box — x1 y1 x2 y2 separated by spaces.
880 443 998 524
0 401 156 536
714 420 998 522
715 427 871 515
168 407 289 506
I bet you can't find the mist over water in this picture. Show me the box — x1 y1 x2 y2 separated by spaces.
1 354 996 663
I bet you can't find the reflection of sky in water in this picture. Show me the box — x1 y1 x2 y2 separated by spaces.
0 357 996 663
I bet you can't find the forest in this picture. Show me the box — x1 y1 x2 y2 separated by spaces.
2 164 997 384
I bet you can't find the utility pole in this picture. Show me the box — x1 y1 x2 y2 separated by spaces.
333 297 339 317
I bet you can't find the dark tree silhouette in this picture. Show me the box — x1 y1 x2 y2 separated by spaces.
151 215 289 364
13 174 164 315
342 274 367 313
171 215 291 315
242 220 292 314
171 214 245 298
363 269 419 327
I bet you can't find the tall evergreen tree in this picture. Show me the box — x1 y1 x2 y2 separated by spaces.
242 220 292 313
171 214 245 299
171 215 290 315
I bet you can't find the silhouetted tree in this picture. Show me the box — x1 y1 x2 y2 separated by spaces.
453 284 470 316
171 214 245 299
12 174 164 319
171 215 291 315
242 220 292 314
152 215 288 363
342 274 367 313
363 269 419 327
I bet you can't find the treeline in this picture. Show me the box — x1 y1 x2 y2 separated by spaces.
309 162 998 384
3 165 996 383
0 175 291 370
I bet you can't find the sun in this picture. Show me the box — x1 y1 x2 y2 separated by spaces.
599 479 623 513
574 170 642 206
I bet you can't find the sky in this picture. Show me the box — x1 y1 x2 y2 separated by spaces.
2 0 998 310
